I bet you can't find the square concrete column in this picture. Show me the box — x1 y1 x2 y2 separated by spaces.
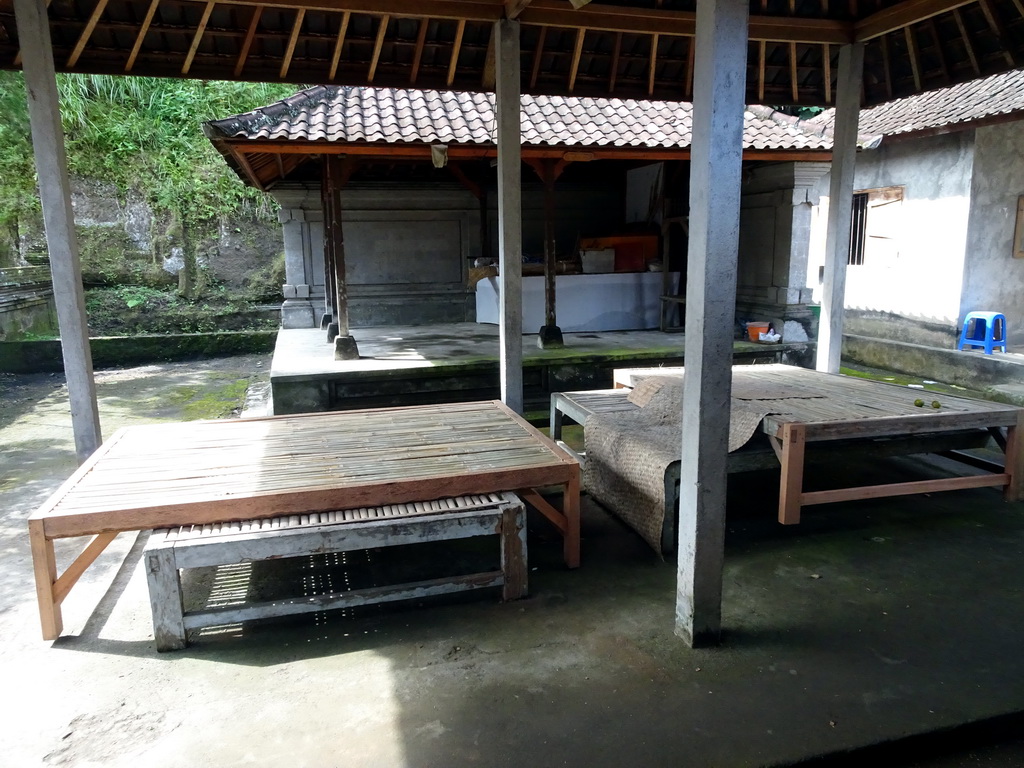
676 0 749 647
14 0 101 462
816 44 864 373
495 19 524 414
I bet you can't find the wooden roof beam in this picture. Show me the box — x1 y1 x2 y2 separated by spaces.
368 13 389 82
530 25 546 89
904 26 922 91
67 0 112 68
952 8 980 76
648 33 658 96
505 0 532 19
568 27 584 91
232 5 263 77
125 0 160 72
608 31 621 93
181 0 215 75
978 0 1017 67
855 0 976 42
219 0 504 23
279 7 304 79
447 18 465 86
225 140 833 164
179 0 852 45
327 10 350 80
410 16 428 83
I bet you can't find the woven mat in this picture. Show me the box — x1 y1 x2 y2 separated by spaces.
586 376 776 554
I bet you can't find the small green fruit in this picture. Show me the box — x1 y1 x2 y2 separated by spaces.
931 400 941 409
914 399 924 407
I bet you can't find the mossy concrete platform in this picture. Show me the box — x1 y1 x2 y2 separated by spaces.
3 356 1024 766
271 324 815 417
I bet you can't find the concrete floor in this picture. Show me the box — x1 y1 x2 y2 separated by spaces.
3 356 1024 767
271 324 808 379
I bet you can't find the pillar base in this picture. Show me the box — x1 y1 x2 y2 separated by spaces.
281 299 316 329
326 322 339 343
537 325 564 349
334 335 359 361
320 313 332 331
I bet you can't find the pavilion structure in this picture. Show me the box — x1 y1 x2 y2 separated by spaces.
204 85 836 347
4 0 1023 646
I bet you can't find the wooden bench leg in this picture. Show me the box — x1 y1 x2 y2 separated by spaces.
1005 412 1024 503
145 543 187 652
550 400 564 441
500 503 528 600
563 471 581 568
778 423 806 525
29 519 62 640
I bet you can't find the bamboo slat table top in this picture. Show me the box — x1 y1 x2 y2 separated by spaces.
33 400 578 539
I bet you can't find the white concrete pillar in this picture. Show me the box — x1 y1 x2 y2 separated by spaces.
495 19 524 413
676 0 749 647
14 0 102 462
816 44 864 373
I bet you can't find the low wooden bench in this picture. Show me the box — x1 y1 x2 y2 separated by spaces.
144 492 527 651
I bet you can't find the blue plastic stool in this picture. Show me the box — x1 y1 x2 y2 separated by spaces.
958 311 1007 354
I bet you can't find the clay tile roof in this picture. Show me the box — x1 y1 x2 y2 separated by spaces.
205 85 833 152
806 69 1024 140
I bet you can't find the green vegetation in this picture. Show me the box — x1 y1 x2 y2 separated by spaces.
85 285 278 336
0 74 294 236
0 73 296 331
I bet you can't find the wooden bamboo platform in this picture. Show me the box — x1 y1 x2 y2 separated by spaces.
557 364 1024 527
29 400 580 641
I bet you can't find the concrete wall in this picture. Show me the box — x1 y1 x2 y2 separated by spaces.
808 132 975 343
961 121 1024 344
275 183 481 327
276 179 622 328
736 162 828 331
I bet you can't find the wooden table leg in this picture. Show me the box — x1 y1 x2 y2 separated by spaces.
563 471 581 568
778 423 806 525
1004 411 1024 502
29 519 62 640
500 503 528 600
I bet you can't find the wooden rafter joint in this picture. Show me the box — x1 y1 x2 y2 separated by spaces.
505 0 532 19
854 0 977 42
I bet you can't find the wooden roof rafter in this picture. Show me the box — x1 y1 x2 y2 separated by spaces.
4 0 1024 108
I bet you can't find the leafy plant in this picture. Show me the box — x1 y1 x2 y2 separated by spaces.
0 74 296 269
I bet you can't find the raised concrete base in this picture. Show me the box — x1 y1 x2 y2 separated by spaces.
334 334 359 361
270 324 815 417
280 299 315 329
843 333 1024 390
537 324 564 349
326 322 339 343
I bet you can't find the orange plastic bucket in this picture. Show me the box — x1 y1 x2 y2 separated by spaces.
746 322 770 341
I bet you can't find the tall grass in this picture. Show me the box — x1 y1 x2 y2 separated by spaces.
0 74 297 232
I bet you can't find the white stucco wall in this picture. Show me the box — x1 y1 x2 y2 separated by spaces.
960 121 1024 344
808 131 975 327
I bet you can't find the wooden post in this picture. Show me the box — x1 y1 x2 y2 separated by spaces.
778 423 807 524
322 154 359 360
537 159 564 349
14 0 102 463
321 176 336 331
495 19 524 413
816 43 864 374
675 0 748 648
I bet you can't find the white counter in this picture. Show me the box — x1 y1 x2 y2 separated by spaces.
475 271 679 332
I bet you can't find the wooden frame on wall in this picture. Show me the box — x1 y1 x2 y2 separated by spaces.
1013 196 1024 259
